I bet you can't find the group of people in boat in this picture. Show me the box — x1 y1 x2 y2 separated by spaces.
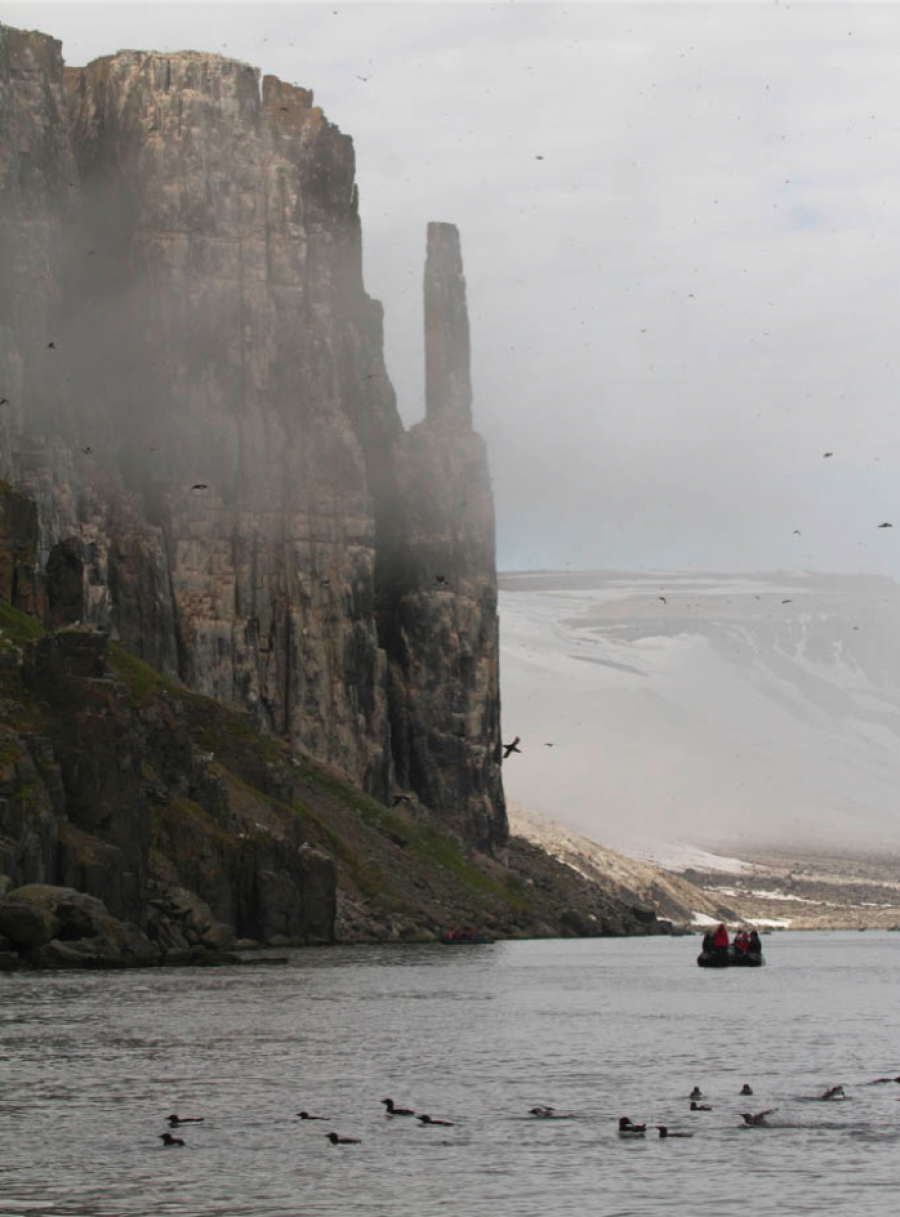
701 924 762 956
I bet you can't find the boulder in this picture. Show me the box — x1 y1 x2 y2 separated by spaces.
0 899 59 947
0 884 153 964
630 901 658 925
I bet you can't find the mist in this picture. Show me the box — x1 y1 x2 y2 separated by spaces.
4 0 898 578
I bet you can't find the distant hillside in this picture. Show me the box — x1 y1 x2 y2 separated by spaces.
499 570 900 856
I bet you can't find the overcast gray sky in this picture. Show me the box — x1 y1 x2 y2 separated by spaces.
4 1 899 576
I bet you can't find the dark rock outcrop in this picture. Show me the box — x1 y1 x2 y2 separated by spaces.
0 25 506 855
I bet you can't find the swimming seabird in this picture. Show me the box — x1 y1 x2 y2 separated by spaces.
167 1115 203 1127
817 1085 846 1101
689 1087 704 1100
740 1084 754 1096
381 1098 415 1116
418 1115 454 1126
618 1117 646 1136
296 1111 329 1120
502 736 522 759
326 1131 360 1144
690 1101 712 1111
160 1132 185 1146
656 1126 693 1138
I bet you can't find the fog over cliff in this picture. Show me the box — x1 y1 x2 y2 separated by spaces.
4 1 897 580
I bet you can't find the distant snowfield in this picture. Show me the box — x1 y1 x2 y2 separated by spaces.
498 570 900 858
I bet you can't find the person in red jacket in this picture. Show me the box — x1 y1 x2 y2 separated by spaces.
712 923 729 951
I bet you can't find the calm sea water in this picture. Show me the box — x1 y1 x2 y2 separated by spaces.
2 932 900 1216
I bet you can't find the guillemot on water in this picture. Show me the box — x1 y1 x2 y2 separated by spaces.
418 1115 454 1127
381 1098 415 1116
326 1132 360 1145
618 1117 646 1136
160 1133 185 1147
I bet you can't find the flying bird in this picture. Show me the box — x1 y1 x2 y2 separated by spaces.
793 530 801 536
659 596 667 604
878 522 893 529
191 483 209 491
355 75 372 82
782 599 792 604
392 794 412 807
81 446 93 455
823 452 833 458
435 575 448 585
47 342 56 349
502 736 522 759
741 1109 776 1126
0 397 8 406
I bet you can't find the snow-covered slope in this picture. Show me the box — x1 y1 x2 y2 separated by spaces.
499 571 900 856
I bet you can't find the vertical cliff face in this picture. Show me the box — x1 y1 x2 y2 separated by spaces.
0 26 506 852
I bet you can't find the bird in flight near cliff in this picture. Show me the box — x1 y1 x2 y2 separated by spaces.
47 342 56 349
392 794 412 807
435 575 448 585
503 737 522 759
191 483 209 491
0 397 8 406
81 447 93 455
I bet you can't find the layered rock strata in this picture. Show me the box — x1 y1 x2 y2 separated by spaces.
0 27 506 851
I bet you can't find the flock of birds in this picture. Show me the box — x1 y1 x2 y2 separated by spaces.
611 1077 900 1140
158 1099 456 1149
156 1077 900 1149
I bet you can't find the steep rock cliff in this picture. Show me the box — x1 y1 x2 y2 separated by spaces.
0 26 505 851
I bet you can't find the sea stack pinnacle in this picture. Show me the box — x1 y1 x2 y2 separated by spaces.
376 223 506 853
424 222 473 429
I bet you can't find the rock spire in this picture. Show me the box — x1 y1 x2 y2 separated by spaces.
424 221 473 429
